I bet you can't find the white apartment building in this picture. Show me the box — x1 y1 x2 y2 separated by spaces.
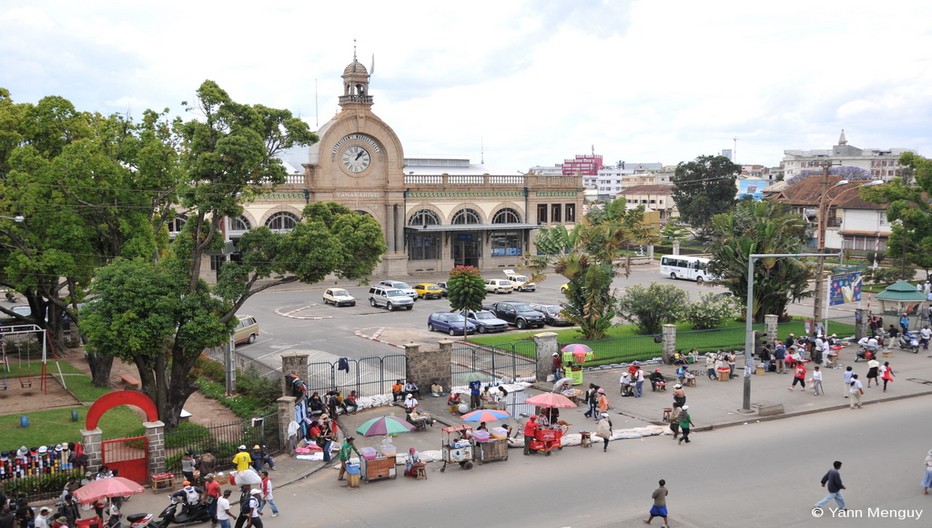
782 130 913 181
588 162 665 200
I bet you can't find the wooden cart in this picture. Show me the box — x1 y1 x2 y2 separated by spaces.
361 455 397 482
475 438 509 464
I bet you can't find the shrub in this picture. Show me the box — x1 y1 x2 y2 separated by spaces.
685 292 740 329
192 352 226 383
616 283 689 334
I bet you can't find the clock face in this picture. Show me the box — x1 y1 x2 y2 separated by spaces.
342 145 371 173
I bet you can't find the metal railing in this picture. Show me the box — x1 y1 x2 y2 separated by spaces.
305 354 406 397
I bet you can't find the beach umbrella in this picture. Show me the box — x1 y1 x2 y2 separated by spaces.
72 477 144 505
356 415 415 437
461 409 510 423
525 392 576 409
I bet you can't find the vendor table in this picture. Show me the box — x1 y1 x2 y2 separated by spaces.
150 472 174 493
476 438 509 464
361 455 397 482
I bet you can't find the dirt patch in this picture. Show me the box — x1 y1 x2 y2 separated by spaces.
0 372 79 414
51 346 240 426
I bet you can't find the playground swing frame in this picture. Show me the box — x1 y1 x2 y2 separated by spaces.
0 324 50 393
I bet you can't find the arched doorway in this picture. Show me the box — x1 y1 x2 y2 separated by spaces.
86 391 158 484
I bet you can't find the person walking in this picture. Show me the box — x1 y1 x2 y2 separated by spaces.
705 353 716 380
881 361 895 392
202 474 221 528
849 374 864 409
596 413 613 452
843 366 854 398
634 367 645 398
232 485 252 528
258 471 278 518
337 437 359 481
596 388 610 421
677 405 694 445
551 352 563 381
643 479 670 527
668 404 681 440
583 383 600 419
789 361 807 391
815 461 846 510
865 358 880 388
774 344 786 374
216 490 233 528
923 450 932 495
232 446 252 472
811 365 823 396
244 489 263 528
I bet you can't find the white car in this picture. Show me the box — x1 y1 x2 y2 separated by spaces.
484 279 513 294
377 280 418 300
322 288 356 307
503 269 536 292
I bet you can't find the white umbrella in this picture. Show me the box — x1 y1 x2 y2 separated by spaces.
552 377 573 392
233 468 261 485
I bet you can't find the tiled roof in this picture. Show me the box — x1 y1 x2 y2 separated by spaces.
619 184 674 195
770 176 886 210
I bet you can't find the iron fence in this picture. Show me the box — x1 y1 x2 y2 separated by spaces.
163 411 281 474
450 342 537 387
305 354 406 397
1 468 84 503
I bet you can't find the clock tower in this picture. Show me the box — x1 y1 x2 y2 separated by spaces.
303 50 408 275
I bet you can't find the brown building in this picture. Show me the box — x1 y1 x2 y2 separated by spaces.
617 184 678 223
231 54 584 276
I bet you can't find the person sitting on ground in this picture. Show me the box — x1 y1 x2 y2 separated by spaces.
476 421 488 432
308 391 325 417
403 379 420 399
480 385 495 406
404 393 419 413
392 380 404 402
674 364 689 385
671 352 688 366
619 372 634 396
649 369 667 391
344 391 359 414
430 382 444 397
447 392 463 413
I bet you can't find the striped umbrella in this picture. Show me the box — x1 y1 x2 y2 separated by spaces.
355 415 415 437
461 409 510 423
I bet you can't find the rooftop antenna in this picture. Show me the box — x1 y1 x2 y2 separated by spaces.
352 39 357 72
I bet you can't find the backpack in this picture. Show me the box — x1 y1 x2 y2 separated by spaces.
183 486 199 506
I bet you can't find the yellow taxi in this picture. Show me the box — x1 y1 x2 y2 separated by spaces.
413 283 444 300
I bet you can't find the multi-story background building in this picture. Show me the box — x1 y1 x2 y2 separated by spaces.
782 130 913 181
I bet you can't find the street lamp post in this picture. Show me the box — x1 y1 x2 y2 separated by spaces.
742 251 842 413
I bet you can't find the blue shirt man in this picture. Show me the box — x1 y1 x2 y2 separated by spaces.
468 380 481 410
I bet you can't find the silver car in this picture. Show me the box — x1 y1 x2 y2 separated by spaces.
465 309 510 334
529 303 573 326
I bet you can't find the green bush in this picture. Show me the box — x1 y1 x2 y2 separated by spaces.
2 469 83 498
684 292 740 330
869 265 917 285
616 283 689 334
196 379 275 419
193 353 226 383
235 367 280 404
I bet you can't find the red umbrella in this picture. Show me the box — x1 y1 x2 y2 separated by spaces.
72 477 145 505
461 409 510 422
525 392 576 408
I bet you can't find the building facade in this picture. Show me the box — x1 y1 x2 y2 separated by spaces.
782 130 913 181
233 55 583 277
617 184 678 223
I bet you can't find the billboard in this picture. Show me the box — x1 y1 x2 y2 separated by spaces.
829 272 862 306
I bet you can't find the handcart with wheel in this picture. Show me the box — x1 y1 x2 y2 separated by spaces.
440 424 474 472
475 437 509 464
529 426 564 456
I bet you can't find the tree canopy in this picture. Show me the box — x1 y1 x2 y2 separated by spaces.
707 200 810 322
671 155 740 236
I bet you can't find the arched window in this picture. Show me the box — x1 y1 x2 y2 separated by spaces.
409 209 440 226
492 208 521 224
451 208 481 225
229 216 251 231
266 212 300 232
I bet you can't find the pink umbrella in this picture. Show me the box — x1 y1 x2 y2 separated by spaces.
461 409 510 423
72 477 144 505
525 392 576 409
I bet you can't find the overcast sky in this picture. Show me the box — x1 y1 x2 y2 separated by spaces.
3 0 931 173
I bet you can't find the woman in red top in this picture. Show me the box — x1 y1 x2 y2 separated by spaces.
881 361 895 392
789 362 807 391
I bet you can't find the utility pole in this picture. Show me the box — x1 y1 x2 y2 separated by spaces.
812 161 833 336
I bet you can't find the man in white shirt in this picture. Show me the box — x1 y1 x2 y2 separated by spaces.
245 489 263 528
811 366 823 396
849 374 864 409
920 326 931 350
34 507 51 528
216 489 233 528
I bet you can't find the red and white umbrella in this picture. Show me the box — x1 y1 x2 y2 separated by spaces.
72 477 144 505
525 392 576 409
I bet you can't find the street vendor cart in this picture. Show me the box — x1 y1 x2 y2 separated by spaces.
361 454 397 481
529 427 564 456
475 437 509 464
440 425 474 472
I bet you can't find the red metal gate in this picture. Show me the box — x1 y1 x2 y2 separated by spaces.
101 436 148 485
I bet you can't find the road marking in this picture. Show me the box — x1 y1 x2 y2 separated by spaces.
274 305 333 320
354 327 405 349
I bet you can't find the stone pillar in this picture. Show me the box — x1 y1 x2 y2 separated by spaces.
394 204 404 254
276 396 296 452
81 428 103 474
385 204 395 253
765 314 779 346
144 421 166 476
672 241 680 255
532 332 558 381
404 342 451 394
662 324 676 363
855 308 867 340
281 352 309 397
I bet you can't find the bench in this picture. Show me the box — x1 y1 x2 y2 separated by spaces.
120 374 141 388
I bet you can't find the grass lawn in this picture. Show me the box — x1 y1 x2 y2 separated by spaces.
470 317 857 365
2 405 146 446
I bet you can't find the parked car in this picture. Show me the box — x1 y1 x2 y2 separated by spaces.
377 280 418 300
529 303 573 326
427 312 476 336
560 283 570 294
435 282 450 297
484 279 513 294
322 288 356 307
503 269 536 292
483 301 546 329
465 309 509 333
413 283 444 300
0 305 33 330
233 315 260 345
368 286 415 311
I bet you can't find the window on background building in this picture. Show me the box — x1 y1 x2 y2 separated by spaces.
537 204 548 224
408 210 441 260
167 214 186 238
410 209 440 226
266 211 300 232
492 208 521 224
229 216 251 231
565 204 576 223
551 204 562 223
490 232 520 257
451 208 481 224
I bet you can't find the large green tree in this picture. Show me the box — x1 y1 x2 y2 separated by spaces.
862 152 932 276
707 200 810 322
447 265 486 316
671 155 740 237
